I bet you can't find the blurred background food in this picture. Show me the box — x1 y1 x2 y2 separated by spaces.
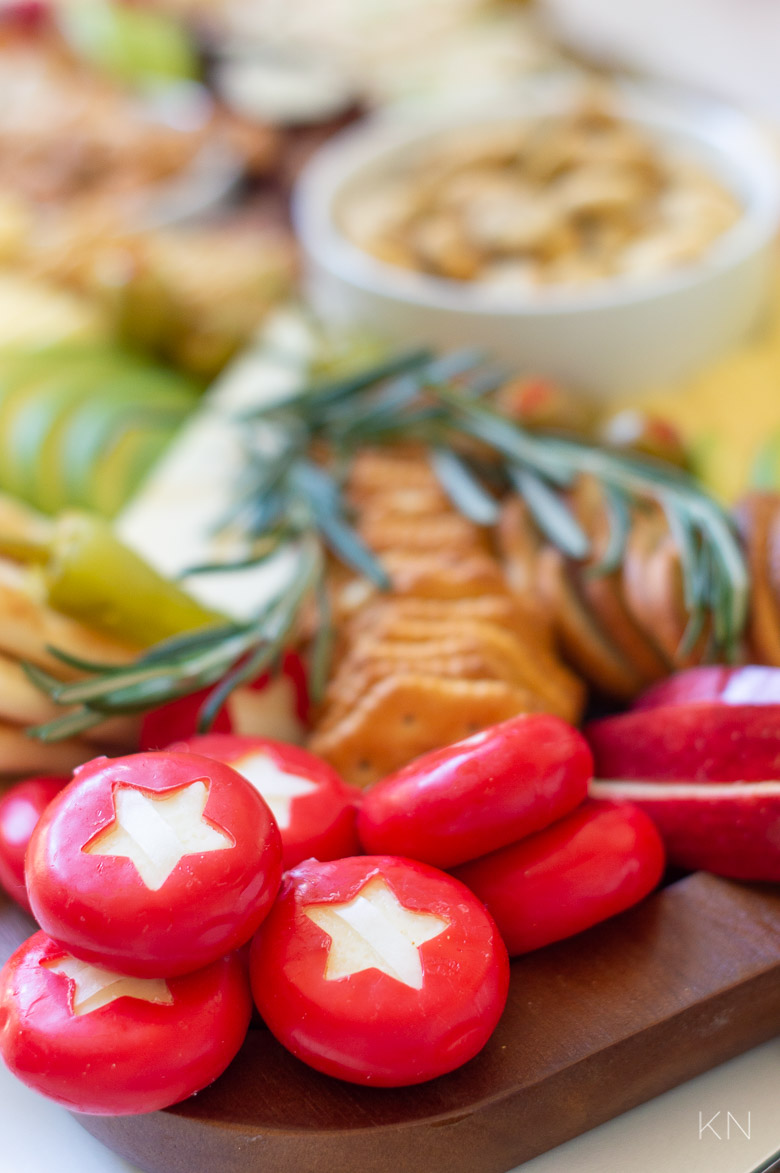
338 96 741 289
0 0 778 780
610 283 780 504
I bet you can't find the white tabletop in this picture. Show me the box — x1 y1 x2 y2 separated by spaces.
0 1038 777 1173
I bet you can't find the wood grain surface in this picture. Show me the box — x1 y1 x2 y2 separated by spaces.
2 874 777 1173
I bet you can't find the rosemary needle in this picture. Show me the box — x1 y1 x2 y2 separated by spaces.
28 349 749 741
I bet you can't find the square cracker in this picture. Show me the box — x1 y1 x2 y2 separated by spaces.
348 618 583 723
309 674 545 787
316 650 519 734
358 513 485 555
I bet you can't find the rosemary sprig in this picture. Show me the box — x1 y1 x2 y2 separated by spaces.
28 348 749 740
28 539 323 740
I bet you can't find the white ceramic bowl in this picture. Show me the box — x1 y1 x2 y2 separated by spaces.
293 78 780 398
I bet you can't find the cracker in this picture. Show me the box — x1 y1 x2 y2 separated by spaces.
622 508 705 668
309 674 544 787
570 479 671 684
332 594 521 675
382 550 507 598
317 651 520 735
0 650 137 748
357 487 452 523
349 618 582 722
358 513 485 555
497 497 548 604
347 447 440 497
0 580 137 676
345 593 548 646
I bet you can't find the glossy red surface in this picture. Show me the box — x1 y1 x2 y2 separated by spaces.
139 652 309 749
591 779 780 881
173 735 360 870
26 751 282 977
0 776 67 913
250 855 509 1087
634 665 780 710
586 703 780 781
0 931 251 1115
358 715 592 869
454 800 665 955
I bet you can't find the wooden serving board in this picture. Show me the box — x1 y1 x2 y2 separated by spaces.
1 873 779 1173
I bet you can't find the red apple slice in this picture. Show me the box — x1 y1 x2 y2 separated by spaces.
585 704 780 782
590 778 780 882
634 666 780 711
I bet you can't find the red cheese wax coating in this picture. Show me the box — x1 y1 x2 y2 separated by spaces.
0 776 67 913
0 931 251 1115
358 715 592 868
250 855 509 1087
140 651 309 749
26 751 282 977
172 735 360 870
454 800 665 954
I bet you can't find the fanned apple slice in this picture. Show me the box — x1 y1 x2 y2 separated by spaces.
586 703 780 782
734 494 780 666
569 479 671 687
634 665 780 711
624 508 711 669
497 497 549 606
537 547 644 699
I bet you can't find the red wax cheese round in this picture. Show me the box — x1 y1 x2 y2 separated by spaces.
26 751 282 977
172 735 360 870
250 855 509 1087
140 651 309 750
0 775 67 914
358 715 591 869
454 800 665 954
0 931 251 1115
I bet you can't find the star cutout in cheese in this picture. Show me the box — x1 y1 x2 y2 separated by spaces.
83 780 233 891
45 956 173 1017
232 752 317 830
304 876 449 990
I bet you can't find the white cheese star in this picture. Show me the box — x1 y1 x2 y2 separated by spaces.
45 956 173 1017
232 752 317 830
304 875 449 990
83 779 233 891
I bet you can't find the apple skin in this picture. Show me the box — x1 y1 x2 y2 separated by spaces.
585 703 780 782
634 666 780 711
590 779 780 882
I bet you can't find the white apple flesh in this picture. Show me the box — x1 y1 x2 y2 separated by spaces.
590 778 780 882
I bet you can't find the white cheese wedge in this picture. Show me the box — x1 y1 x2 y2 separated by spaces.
116 310 321 620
